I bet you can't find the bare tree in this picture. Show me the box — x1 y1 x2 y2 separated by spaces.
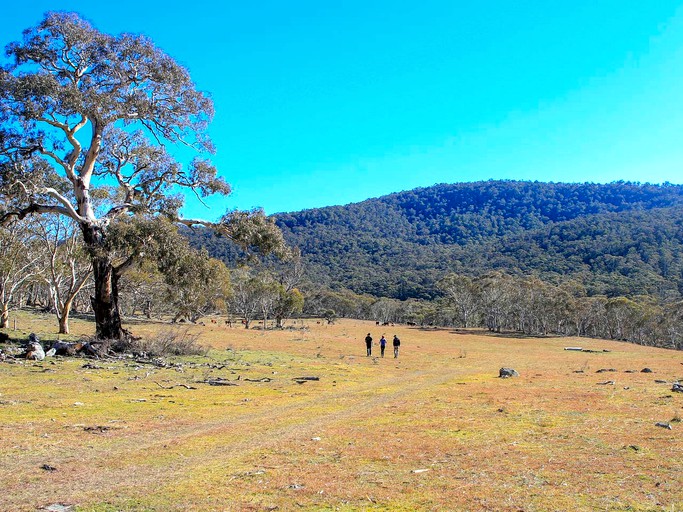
439 274 480 328
255 272 279 330
35 216 92 334
0 221 43 327
371 298 399 324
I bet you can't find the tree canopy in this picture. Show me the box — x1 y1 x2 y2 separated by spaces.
0 12 287 339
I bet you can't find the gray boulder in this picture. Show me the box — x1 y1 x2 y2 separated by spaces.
26 342 45 361
499 367 519 378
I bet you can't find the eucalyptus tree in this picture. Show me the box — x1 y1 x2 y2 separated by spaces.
117 261 166 318
166 252 231 324
663 301 683 350
438 274 480 328
304 288 365 319
255 272 280 330
35 216 93 334
371 297 399 324
229 267 261 329
604 297 642 341
579 295 608 338
475 272 515 333
273 286 304 328
0 12 286 339
0 220 43 328
266 248 305 327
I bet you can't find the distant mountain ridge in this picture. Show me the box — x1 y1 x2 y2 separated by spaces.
187 180 683 301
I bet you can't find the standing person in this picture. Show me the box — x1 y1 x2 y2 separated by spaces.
379 335 387 357
365 333 373 356
393 334 401 358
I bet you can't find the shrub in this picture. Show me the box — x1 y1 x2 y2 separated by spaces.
115 328 207 357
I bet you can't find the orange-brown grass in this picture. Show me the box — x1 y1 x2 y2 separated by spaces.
1 313 682 511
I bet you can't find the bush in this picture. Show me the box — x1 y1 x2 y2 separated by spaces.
116 328 207 357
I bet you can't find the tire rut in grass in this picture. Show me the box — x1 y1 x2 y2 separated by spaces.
21 366 458 508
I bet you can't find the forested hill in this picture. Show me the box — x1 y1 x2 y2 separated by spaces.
188 181 683 300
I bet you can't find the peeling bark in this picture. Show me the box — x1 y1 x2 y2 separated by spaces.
0 303 9 329
82 223 125 340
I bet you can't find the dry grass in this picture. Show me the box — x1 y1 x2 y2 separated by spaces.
1 313 682 511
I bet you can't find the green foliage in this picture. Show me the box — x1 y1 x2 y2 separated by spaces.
113 219 232 323
183 180 683 349
186 180 683 302
166 255 231 323
274 287 304 327
217 209 290 260
432 271 683 349
322 309 337 324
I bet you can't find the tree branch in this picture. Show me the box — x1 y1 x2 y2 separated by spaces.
176 217 223 233
104 203 133 219
113 254 138 277
37 116 86 181
37 146 71 176
41 187 80 214
0 203 82 226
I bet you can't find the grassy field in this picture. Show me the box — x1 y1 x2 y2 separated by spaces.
1 311 682 511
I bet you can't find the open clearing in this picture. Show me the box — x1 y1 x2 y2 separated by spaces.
1 313 682 511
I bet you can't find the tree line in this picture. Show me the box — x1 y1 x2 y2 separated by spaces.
296 273 683 350
0 215 303 335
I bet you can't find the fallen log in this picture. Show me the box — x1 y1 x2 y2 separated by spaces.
154 381 197 390
198 379 238 386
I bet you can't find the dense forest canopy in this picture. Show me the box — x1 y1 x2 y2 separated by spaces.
187 180 683 301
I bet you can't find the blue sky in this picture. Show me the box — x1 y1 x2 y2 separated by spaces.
4 1 683 218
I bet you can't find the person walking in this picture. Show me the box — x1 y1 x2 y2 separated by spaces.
392 334 401 358
379 335 387 357
365 333 373 356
